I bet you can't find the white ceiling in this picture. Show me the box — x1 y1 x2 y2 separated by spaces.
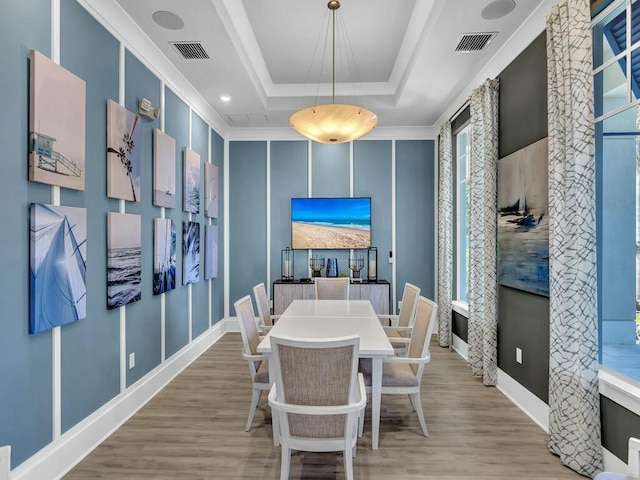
106 0 546 134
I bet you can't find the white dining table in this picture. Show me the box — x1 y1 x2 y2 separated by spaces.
257 299 394 450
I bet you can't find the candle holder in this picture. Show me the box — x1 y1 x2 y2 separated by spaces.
349 254 364 279
310 255 325 278
281 247 294 281
367 247 378 282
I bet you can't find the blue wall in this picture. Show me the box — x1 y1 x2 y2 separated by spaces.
210 129 225 323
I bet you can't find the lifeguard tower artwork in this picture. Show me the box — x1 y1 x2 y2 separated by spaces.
29 50 86 191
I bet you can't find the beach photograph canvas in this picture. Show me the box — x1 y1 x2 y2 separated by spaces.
107 99 141 202
291 197 371 249
153 129 176 208
154 218 176 295
204 162 219 218
183 221 200 285
183 147 200 214
497 137 549 297
107 213 142 309
205 224 218 280
29 50 86 191
30 204 87 334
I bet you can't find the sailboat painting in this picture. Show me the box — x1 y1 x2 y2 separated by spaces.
30 204 87 334
29 50 86 191
205 224 218 280
153 130 176 208
107 213 142 309
153 218 176 295
497 137 549 297
107 99 141 202
204 162 219 218
183 147 200 214
183 221 200 285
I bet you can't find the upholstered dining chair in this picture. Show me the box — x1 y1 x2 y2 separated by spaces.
253 282 280 333
378 282 420 352
314 277 350 300
359 295 438 438
594 437 640 479
234 295 271 431
268 334 366 480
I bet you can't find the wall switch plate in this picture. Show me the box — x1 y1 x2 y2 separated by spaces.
0 445 11 480
516 347 523 364
129 352 135 369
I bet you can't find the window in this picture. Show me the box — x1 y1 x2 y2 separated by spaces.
455 124 470 305
594 0 640 381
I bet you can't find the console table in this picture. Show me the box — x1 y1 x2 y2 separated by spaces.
273 279 390 314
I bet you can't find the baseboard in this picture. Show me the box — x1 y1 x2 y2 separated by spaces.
497 369 549 432
602 447 627 474
10 318 231 480
451 334 468 361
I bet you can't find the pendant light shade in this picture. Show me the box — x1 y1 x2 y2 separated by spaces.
290 1 378 144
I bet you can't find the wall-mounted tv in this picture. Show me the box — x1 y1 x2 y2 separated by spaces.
291 197 371 250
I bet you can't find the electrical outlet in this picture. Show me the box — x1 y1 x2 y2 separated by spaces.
516 347 523 364
129 352 136 369
0 445 11 480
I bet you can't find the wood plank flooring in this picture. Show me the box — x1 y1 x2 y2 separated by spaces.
64 333 584 479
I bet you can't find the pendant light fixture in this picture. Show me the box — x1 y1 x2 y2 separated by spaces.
289 0 378 144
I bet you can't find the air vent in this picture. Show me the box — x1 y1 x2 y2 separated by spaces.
228 113 269 123
170 42 210 59
455 32 497 52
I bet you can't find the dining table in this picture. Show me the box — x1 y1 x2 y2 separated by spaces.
256 298 394 450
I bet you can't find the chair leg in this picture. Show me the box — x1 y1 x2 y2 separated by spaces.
344 444 354 480
358 407 365 437
411 392 429 437
246 388 262 431
408 394 416 412
280 445 291 480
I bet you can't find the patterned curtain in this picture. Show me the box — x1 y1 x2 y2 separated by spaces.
547 0 602 476
437 121 453 348
468 78 499 386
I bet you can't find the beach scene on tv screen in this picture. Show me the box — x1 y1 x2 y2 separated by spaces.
291 197 371 249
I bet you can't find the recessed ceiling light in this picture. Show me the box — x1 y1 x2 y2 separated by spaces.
152 11 184 30
481 0 516 20
220 95 231 102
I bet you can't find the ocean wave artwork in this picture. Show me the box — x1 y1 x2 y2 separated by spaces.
204 162 218 218
205 224 218 280
183 221 200 285
30 204 87 334
497 137 549 297
107 99 141 202
154 218 176 295
183 147 200 214
153 129 176 208
108 213 142 309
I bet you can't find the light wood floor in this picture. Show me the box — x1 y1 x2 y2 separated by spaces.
64 333 584 479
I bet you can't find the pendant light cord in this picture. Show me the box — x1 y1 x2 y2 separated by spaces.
332 6 336 104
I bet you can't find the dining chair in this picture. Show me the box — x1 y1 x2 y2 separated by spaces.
594 437 640 479
234 295 271 431
314 277 350 300
268 334 366 480
253 282 279 333
378 282 420 352
359 295 438 438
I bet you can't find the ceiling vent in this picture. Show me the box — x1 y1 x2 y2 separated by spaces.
170 42 210 59
455 32 497 52
228 113 269 123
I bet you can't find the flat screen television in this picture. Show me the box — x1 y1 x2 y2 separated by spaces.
291 197 371 250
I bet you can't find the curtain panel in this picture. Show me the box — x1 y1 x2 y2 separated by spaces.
437 121 453 348
468 78 499 386
547 0 602 476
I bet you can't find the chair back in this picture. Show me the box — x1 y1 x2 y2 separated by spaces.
234 295 262 379
314 277 350 300
270 334 360 438
397 283 420 330
252 282 274 327
406 296 438 376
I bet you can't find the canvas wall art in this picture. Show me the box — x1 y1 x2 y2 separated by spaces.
205 224 218 280
183 221 200 285
107 99 141 202
153 129 176 208
497 137 549 297
154 218 176 295
30 204 87 334
183 147 200 214
29 50 86 191
204 162 219 218
107 213 142 309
